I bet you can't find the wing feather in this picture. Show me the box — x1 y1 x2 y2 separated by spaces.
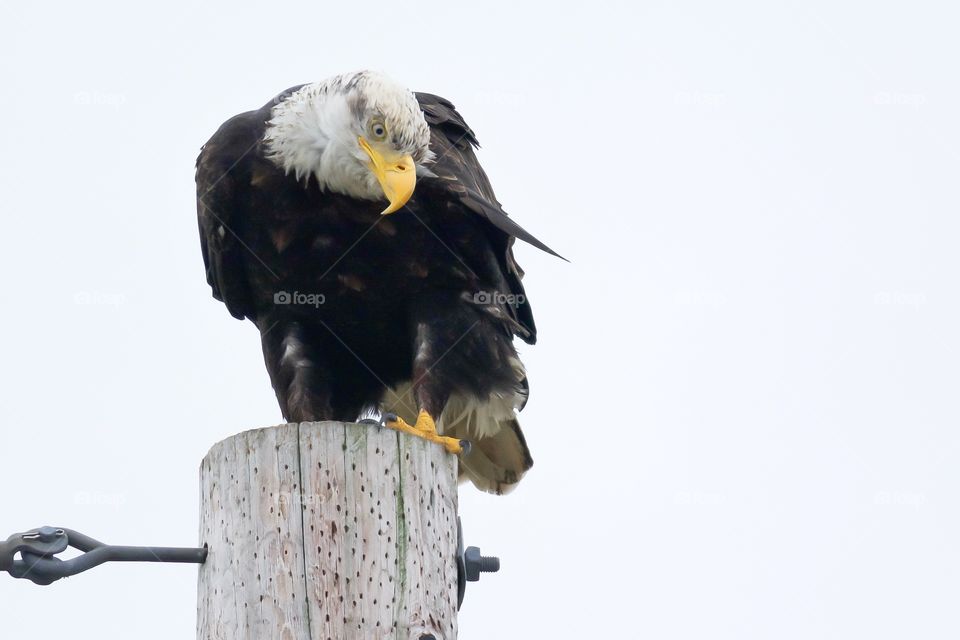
196 87 305 321
196 118 258 321
416 92 562 344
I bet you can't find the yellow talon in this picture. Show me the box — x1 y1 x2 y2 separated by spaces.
383 409 465 455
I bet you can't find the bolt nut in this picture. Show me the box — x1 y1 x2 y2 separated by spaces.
463 546 500 582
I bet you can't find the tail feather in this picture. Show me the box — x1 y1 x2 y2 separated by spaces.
380 384 533 494
456 417 532 495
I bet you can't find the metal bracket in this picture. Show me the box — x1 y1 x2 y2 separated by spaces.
1 526 207 586
455 517 500 609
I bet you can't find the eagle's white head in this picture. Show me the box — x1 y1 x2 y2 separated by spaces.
263 70 435 214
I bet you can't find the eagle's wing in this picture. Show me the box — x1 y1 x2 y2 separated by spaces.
415 92 560 345
196 112 263 321
416 93 564 259
197 86 305 321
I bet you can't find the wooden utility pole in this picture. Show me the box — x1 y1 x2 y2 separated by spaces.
197 421 460 640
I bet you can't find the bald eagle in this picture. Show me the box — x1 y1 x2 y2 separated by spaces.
197 71 560 494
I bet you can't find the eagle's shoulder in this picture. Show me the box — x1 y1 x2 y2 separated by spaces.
415 92 480 151
196 85 310 321
196 85 306 172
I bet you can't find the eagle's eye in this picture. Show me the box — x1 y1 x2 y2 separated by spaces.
369 121 387 141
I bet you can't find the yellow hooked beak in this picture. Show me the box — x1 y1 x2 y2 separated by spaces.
358 137 416 215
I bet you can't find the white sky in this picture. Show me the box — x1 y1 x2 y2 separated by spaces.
2 1 959 638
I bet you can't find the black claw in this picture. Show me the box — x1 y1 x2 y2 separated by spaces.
358 418 380 425
459 439 472 456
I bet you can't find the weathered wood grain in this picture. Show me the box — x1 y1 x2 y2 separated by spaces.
198 422 459 640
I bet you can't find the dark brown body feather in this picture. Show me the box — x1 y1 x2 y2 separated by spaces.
197 87 549 492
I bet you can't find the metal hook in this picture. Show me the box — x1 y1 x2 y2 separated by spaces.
1 526 207 586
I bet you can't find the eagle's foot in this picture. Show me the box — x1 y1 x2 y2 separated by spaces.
381 410 467 455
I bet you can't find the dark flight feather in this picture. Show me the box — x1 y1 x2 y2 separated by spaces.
415 92 566 261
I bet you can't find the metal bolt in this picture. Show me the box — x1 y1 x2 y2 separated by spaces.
463 546 500 582
455 518 501 609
